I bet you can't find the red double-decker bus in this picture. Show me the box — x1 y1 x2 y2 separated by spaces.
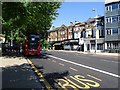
23 33 40 56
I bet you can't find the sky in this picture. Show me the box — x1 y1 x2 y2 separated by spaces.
51 2 104 29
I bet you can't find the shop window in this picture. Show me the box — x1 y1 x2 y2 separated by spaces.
97 44 103 50
107 43 112 49
91 44 95 50
113 43 118 49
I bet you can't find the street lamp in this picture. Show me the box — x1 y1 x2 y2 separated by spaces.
92 8 98 53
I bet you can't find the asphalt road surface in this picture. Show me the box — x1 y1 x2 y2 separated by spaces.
30 50 119 89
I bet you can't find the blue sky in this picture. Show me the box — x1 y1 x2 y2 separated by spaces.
51 2 104 28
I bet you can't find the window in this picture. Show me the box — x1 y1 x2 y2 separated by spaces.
99 30 102 36
119 28 120 34
109 5 112 11
119 16 120 22
55 32 57 36
112 3 118 10
97 44 103 50
69 28 72 32
113 42 118 49
106 29 111 35
61 30 65 35
106 17 112 23
106 6 109 11
75 32 78 38
106 18 109 23
107 43 112 49
112 28 118 34
91 44 95 50
69 35 72 39
106 5 112 12
119 3 120 9
110 17 112 23
76 27 79 31
112 16 118 23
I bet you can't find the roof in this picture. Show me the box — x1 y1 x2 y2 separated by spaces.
49 27 60 32
105 0 119 4
86 18 95 23
77 22 86 26
54 42 61 46
53 27 60 31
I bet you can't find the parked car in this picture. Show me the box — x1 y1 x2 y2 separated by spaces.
63 42 71 50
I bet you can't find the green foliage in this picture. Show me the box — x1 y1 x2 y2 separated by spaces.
2 2 61 42
40 39 50 49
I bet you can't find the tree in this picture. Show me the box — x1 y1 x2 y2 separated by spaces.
2 1 61 43
40 39 50 49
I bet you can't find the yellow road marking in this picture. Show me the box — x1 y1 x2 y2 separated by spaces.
55 79 77 90
64 77 80 89
70 67 78 72
74 75 100 87
52 60 56 62
70 76 90 89
27 59 52 90
59 63 64 66
87 74 102 81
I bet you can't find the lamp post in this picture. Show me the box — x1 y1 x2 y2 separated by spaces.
92 8 98 53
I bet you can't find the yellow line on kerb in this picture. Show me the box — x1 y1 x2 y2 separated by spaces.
70 67 78 72
59 63 64 66
87 74 102 81
27 59 52 89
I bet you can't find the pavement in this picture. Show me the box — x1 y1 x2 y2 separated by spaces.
0 56 44 89
48 50 119 57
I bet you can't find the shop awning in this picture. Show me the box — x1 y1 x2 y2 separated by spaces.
54 43 61 46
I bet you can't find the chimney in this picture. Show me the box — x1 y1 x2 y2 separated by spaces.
70 22 74 26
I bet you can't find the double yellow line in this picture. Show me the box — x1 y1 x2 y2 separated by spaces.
27 59 53 90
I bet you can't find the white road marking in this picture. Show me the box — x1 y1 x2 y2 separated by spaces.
48 55 120 78
100 59 119 64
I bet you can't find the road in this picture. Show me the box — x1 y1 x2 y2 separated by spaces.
30 50 119 89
